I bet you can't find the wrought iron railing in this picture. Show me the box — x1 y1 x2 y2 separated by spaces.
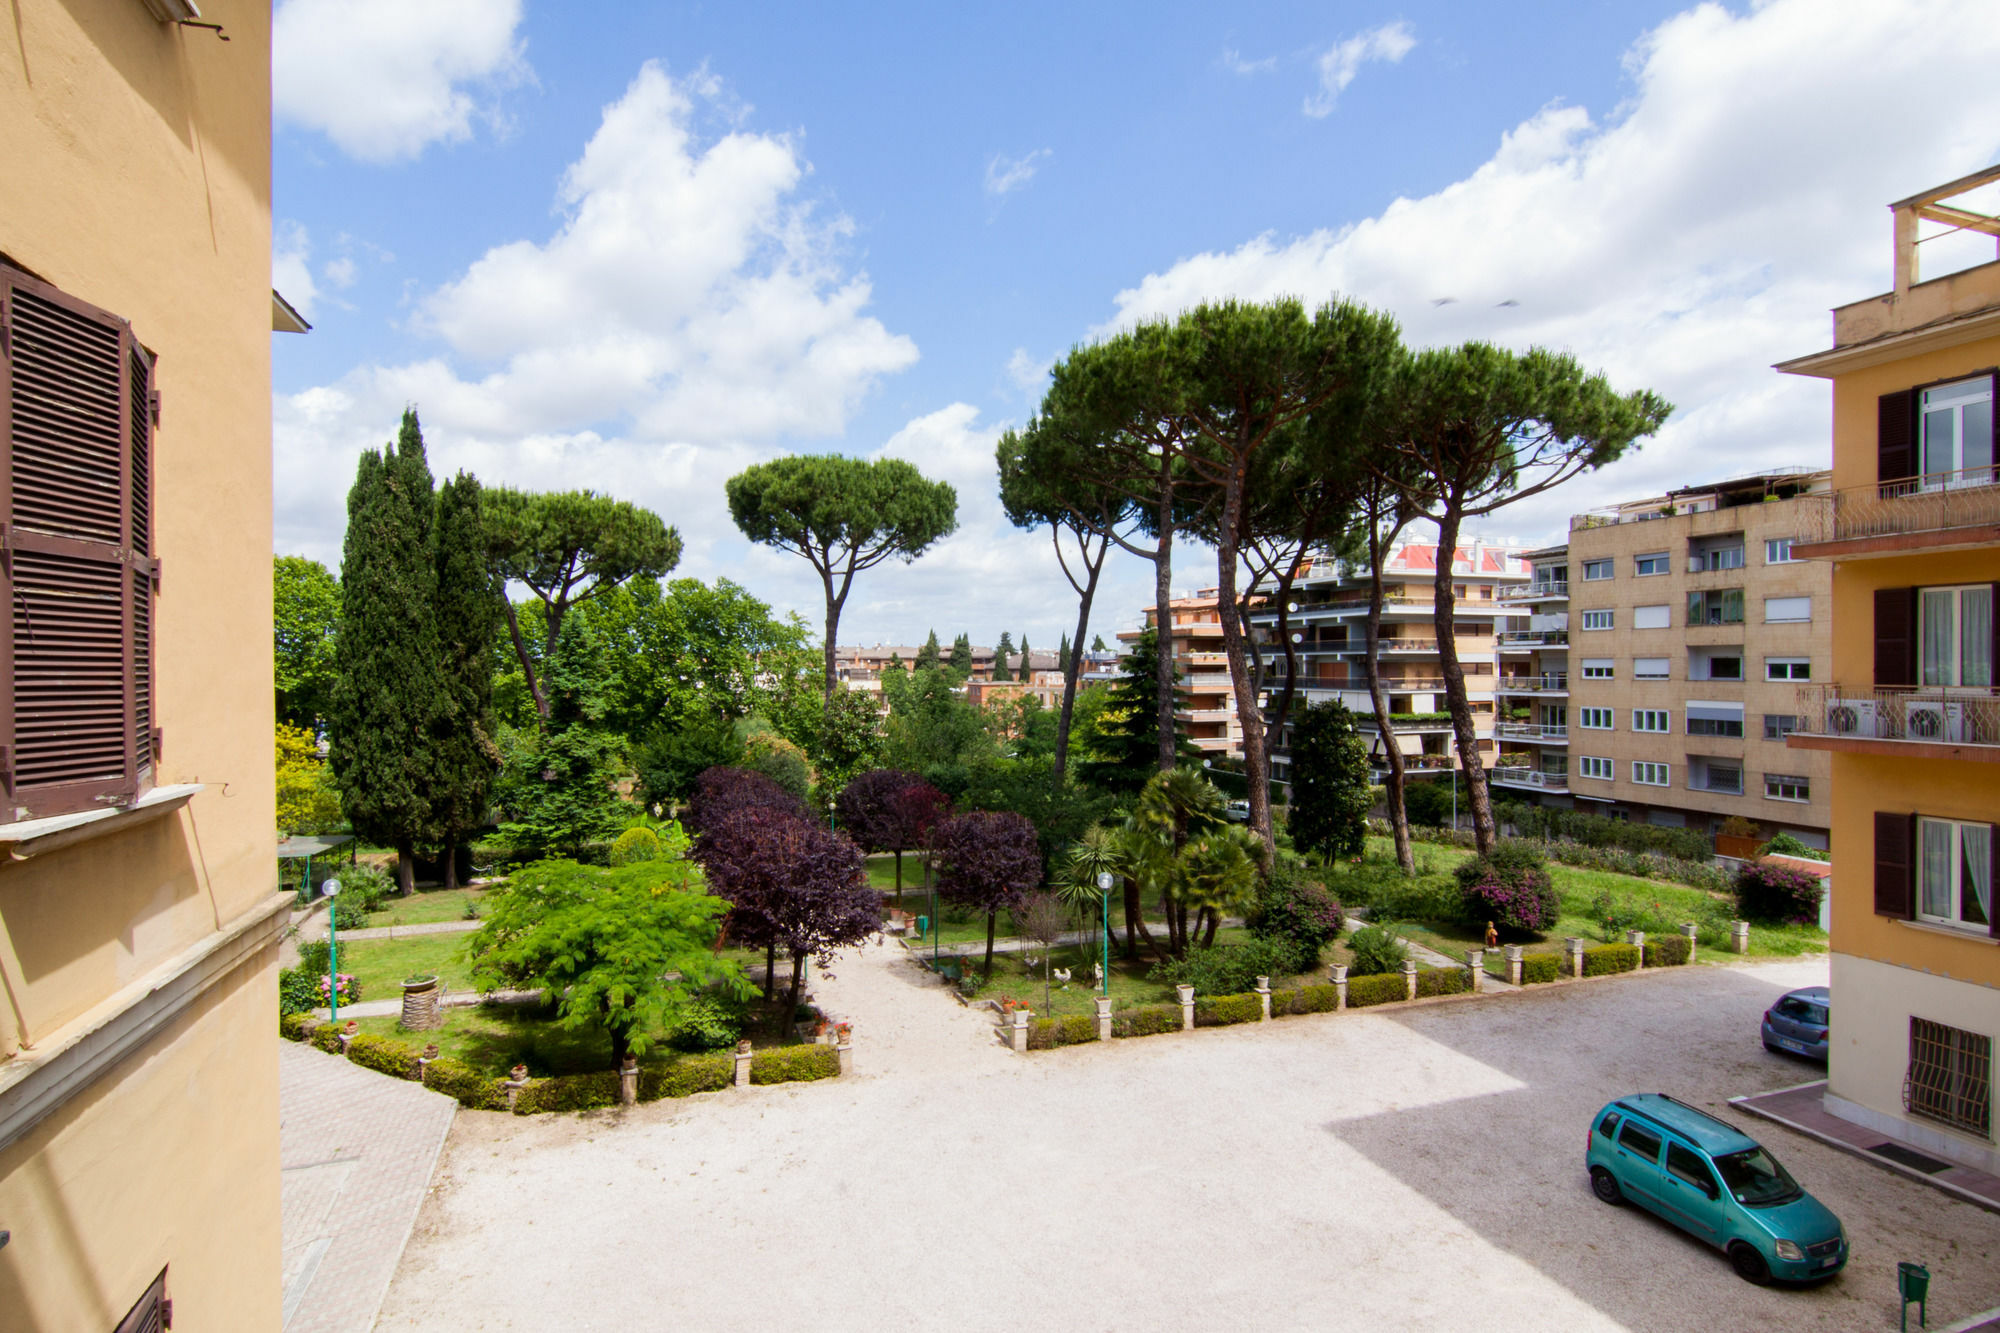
1492 766 1568 790
1500 628 1569 646
1789 684 2000 747
1497 673 1568 692
1795 468 2000 545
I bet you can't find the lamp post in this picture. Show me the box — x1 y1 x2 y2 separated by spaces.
321 877 342 1027
1096 871 1113 997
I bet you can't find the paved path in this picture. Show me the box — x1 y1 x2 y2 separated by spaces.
279 1041 457 1332
378 943 2000 1332
321 919 481 943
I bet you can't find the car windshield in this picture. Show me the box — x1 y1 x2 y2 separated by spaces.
1713 1147 1802 1207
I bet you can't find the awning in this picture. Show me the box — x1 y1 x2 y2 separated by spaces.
1686 701 1745 722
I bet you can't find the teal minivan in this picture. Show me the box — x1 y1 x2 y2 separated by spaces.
1586 1094 1848 1284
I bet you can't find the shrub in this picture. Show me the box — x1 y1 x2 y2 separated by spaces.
417 1056 502 1109
278 966 319 1017
1402 776 1464 828
1150 938 1297 995
1369 872 1462 923
331 896 371 932
1345 972 1409 1007
1274 983 1341 1015
340 862 395 912
1454 844 1558 933
1193 993 1264 1027
641 1052 734 1099
309 1023 344 1054
1582 943 1640 977
1246 858 1345 973
1734 862 1824 925
1757 833 1828 862
1644 934 1693 967
296 938 331 978
1346 922 1408 976
665 995 742 1054
1415 966 1471 998
608 826 662 867
280 1011 311 1040
1519 953 1563 984
1504 804 1711 861
1025 1015 1099 1049
513 1072 623 1115
750 1044 840 1084
346 1033 418 1079
1110 1004 1181 1038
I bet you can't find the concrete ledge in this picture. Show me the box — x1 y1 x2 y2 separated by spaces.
0 783 204 861
1729 1080 2000 1216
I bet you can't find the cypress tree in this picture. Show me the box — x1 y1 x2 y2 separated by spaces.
1057 632 1071 675
329 410 447 893
1079 627 1197 792
948 633 973 677
1018 634 1031 679
431 472 500 889
915 630 941 671
993 631 1014 681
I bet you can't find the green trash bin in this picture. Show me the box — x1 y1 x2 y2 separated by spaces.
1898 1262 1929 1332
915 915 928 939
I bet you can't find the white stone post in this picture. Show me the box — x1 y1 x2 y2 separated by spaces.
504 1064 530 1113
836 1024 854 1076
1730 920 1750 954
619 1056 638 1107
1176 984 1195 1031
1566 936 1585 979
1010 1008 1032 1053
1094 995 1113 1042
1332 964 1348 1011
1682 921 1699 961
733 1039 753 1088
1401 959 1419 1001
1255 976 1272 1022
1626 930 1646 970
1466 949 1484 994
1504 945 1523 986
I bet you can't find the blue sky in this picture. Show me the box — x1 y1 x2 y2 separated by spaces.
271 0 2000 648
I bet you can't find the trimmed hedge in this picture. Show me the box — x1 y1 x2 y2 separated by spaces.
1519 953 1563 985
1345 972 1409 1008
1025 1014 1100 1049
1643 934 1693 967
640 1052 732 1099
1194 993 1264 1027
1582 943 1641 977
280 1011 311 1041
514 1072 623 1115
1415 966 1472 999
424 1057 504 1110
1269 983 1342 1016
1111 1004 1181 1038
345 1033 419 1079
750 1043 840 1084
308 1023 344 1054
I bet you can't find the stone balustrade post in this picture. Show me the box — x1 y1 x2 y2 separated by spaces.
733 1039 753 1088
1565 936 1585 979
1682 921 1699 961
1010 1009 1031 1053
1626 929 1646 970
1332 964 1348 1011
416 1042 439 1086
1255 976 1272 1022
1466 949 1484 994
504 1064 530 1113
1504 945 1523 986
619 1057 639 1107
1730 920 1750 954
336 1020 358 1057
1176 984 1195 1031
1401 959 1419 1001
836 1024 854 1076
1094 995 1112 1042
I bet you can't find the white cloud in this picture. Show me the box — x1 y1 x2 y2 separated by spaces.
1105 0 2000 545
985 149 1052 197
1222 48 1277 76
273 0 530 163
322 256 357 290
1005 348 1051 398
271 221 320 318
275 62 920 633
1304 21 1415 118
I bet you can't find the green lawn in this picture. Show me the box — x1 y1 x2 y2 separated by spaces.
336 934 479 1001
361 887 487 928
350 1002 729 1077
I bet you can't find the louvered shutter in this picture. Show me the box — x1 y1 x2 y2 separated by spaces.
113 1267 170 1333
1873 586 1917 688
1878 389 1915 484
1873 811 1914 919
0 268 157 819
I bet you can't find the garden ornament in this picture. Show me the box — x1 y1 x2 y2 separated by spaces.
1053 967 1071 989
1485 921 1500 949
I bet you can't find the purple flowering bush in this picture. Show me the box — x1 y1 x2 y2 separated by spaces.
1453 844 1558 934
1733 862 1824 926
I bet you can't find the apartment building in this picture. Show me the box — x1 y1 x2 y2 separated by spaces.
1777 166 1999 1173
1 3 289 1328
1122 590 1246 758
1252 539 1530 788
1491 472 1835 848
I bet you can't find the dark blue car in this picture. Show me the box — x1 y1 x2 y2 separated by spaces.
1762 986 1830 1062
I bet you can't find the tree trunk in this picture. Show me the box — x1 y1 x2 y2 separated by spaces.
500 597 549 720
395 840 416 896
786 951 807 1028
1122 876 1145 960
1053 534 1106 784
1154 456 1178 774
893 848 903 909
1429 509 1498 854
983 909 997 979
821 580 844 703
1366 529 1416 874
608 1020 631 1070
1213 466 1272 848
765 940 777 995
1201 909 1219 950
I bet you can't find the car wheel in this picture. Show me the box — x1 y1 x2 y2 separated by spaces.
1763 1040 1781 1054
1590 1166 1623 1205
1729 1243 1771 1285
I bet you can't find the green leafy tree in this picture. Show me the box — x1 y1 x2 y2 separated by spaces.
328 410 447 893
633 715 745 809
1287 700 1372 862
992 631 1014 681
1090 634 1107 651
495 616 629 856
915 630 942 671
948 633 973 678
484 488 682 720
274 555 340 729
813 686 883 797
1077 628 1196 792
1017 635 1031 676
725 454 958 698
1056 633 1072 674
880 665 997 796
932 810 1043 978
466 839 746 1068
430 473 500 887
1127 767 1249 957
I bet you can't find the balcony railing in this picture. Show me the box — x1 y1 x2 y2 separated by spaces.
1499 629 1569 647
1492 766 1569 791
1795 469 2000 547
1789 683 2000 748
1496 722 1569 741
1372 636 1440 653
1499 580 1569 601
1497 673 1568 693
1373 754 1457 773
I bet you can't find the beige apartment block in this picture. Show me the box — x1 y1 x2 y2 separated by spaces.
1124 589 1244 757
1493 473 1835 848
1 4 290 1329
1252 539 1530 788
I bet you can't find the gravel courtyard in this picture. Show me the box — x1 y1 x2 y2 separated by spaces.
377 943 2000 1332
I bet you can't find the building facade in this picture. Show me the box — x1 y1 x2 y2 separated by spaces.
0 3 288 1328
1778 166 2000 1173
1491 473 1836 848
1123 590 1245 759
1253 539 1530 788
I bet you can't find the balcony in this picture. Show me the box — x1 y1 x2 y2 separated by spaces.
1495 722 1569 743
1496 673 1568 695
1374 754 1457 775
1370 636 1441 655
1792 470 2000 559
1499 628 1569 648
1498 580 1569 604
1785 684 2000 761
1492 766 1569 793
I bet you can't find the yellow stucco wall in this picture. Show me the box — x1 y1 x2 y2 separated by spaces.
0 1 281 1328
1827 334 2000 494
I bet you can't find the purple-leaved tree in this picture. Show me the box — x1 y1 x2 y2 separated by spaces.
931 810 1043 979
835 768 948 907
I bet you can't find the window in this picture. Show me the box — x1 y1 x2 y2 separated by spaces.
1686 589 1745 625
1634 657 1670 680
1579 707 1614 730
1582 609 1613 631
1632 761 1670 787
1763 715 1799 741
1919 585 1995 687
1686 703 1745 738
1633 709 1670 733
114 1268 169 1333
1919 377 1995 490
1617 1120 1663 1160
1765 657 1811 682
1693 545 1745 572
1580 659 1614 679
1694 654 1744 681
1765 538 1797 564
1597 1111 1621 1138
1635 552 1670 576
1582 558 1613 581
1666 1142 1718 1197
1765 596 1812 623
1633 604 1671 630
1918 817 1994 932
0 267 159 821
1906 1017 1992 1139
1765 774 1809 802
1694 761 1743 795
1578 755 1613 780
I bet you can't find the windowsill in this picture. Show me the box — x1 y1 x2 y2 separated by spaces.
1763 795 1810 804
1895 918 2000 946
0 785 204 861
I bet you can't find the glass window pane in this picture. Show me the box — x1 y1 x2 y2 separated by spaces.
1922 589 1956 686
1962 824 1992 928
1962 588 1993 687
1966 400 1992 475
1924 407 1958 479
1921 821 1955 919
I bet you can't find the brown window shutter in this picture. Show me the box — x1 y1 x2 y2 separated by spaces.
113 1266 169 1333
1873 586 1917 687
1878 389 1915 484
1873 811 1914 919
0 268 154 819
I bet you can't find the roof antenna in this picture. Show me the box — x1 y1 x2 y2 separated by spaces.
179 19 229 40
